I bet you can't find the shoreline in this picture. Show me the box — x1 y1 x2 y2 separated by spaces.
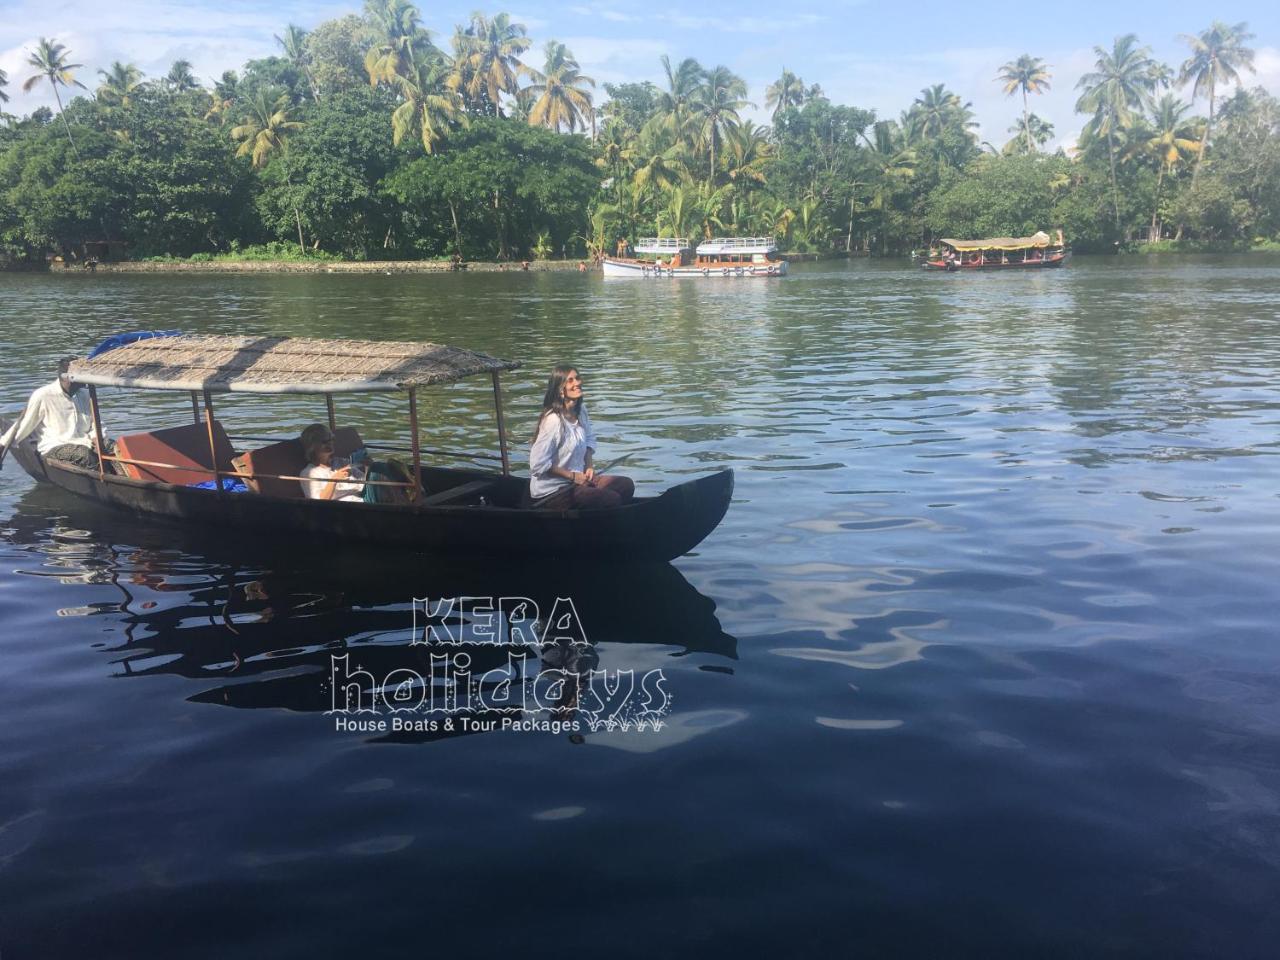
76 259 588 275
3 251 836 275
14 248 1275 276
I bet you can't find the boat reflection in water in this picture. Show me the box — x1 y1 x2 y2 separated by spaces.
4 488 736 743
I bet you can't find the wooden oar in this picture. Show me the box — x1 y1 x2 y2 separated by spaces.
591 452 633 477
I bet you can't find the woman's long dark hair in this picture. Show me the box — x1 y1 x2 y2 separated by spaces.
533 363 581 439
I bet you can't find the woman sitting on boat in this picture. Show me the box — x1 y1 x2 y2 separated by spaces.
529 365 634 510
299 424 365 502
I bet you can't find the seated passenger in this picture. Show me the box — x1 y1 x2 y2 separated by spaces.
528 364 634 510
299 424 364 502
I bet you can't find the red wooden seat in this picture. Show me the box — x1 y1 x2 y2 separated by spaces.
114 422 237 486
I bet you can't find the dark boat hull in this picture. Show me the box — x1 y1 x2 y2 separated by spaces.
38 459 734 563
0 413 48 482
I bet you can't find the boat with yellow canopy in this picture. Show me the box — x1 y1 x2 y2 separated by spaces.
919 230 1068 271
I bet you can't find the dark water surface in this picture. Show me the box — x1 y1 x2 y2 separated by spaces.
2 258 1279 957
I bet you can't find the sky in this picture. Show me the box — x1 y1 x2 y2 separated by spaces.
3 0 1279 149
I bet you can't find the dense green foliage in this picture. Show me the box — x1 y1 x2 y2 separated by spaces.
0 6 1276 264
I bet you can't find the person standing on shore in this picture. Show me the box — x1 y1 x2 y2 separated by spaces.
528 364 634 509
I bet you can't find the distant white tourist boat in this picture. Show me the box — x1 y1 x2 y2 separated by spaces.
603 237 788 278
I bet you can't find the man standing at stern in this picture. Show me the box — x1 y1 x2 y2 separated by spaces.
0 358 107 472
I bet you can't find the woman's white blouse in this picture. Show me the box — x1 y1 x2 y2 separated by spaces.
528 407 596 499
300 463 365 502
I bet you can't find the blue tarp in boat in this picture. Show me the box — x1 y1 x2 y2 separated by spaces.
88 330 182 359
189 478 249 493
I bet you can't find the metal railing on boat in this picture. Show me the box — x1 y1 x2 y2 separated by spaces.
633 237 689 253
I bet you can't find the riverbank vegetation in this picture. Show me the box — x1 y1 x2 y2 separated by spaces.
0 5 1275 264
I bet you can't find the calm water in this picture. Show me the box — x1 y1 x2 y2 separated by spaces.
2 258 1279 957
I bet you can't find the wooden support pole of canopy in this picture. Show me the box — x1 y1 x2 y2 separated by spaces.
492 371 510 476
325 394 336 432
190 391 200 425
202 389 223 496
407 387 422 502
87 385 106 482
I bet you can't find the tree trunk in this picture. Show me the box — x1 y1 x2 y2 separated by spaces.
279 162 306 250
1023 88 1032 154
1190 83 1214 190
51 83 80 159
448 199 463 255
1177 82 1215 242
1150 165 1164 241
493 190 510 261
1107 127 1120 233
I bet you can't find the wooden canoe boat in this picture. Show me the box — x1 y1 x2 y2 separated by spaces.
2 335 733 563
919 231 1068 271
34 456 733 562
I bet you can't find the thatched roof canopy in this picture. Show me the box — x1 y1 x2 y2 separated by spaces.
939 231 1055 251
69 335 519 394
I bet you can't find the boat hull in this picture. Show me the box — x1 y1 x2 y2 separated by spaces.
602 258 787 279
0 414 48 482
920 252 1068 271
37 458 734 563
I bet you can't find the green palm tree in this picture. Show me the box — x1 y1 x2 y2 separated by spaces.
722 119 771 186
996 54 1051 153
632 146 683 202
1141 94 1201 240
506 85 534 123
364 0 428 86
165 60 199 92
525 41 595 134
96 61 143 109
756 197 794 244
22 38 87 155
231 89 306 247
205 71 239 124
452 11 530 116
1075 34 1158 230
691 64 752 181
391 46 467 153
1003 113 1053 154
863 120 916 254
231 89 303 166
276 24 319 100
658 186 703 239
596 121 635 183
791 199 825 252
0 69 10 107
910 84 959 139
652 55 704 145
765 68 805 121
1178 21 1255 189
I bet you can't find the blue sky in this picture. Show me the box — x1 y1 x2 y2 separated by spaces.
3 0 1278 148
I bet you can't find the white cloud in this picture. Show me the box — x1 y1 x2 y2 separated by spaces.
0 0 347 111
558 35 670 87
1249 45 1280 96
507 11 551 33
